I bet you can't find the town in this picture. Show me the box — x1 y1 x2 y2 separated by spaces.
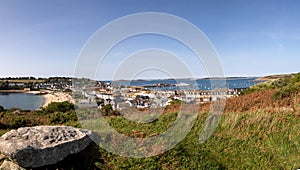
0 77 246 110
72 78 246 110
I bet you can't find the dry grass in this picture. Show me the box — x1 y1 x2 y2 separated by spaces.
196 90 300 114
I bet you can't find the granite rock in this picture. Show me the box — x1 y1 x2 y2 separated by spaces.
0 160 25 170
0 126 94 168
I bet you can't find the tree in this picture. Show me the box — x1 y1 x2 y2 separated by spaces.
0 81 9 90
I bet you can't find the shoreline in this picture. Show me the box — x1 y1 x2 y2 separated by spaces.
0 90 48 94
42 91 74 108
0 90 74 108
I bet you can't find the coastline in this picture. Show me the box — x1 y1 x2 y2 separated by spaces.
0 90 74 108
42 91 74 108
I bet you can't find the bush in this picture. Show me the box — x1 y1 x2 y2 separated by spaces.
240 87 256 95
0 105 4 112
271 77 289 88
272 73 300 99
242 73 300 99
273 83 300 99
101 104 119 116
43 101 76 114
290 73 300 84
50 111 78 124
170 99 183 105
12 116 27 128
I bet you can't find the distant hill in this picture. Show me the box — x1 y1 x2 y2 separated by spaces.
255 73 295 81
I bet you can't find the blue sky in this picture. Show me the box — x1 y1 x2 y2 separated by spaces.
0 0 300 79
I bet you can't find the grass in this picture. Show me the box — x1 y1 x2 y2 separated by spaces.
83 109 300 169
1 73 300 169
242 72 300 98
215 110 300 169
0 104 300 169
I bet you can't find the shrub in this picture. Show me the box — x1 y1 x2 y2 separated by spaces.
43 101 76 114
0 105 4 112
271 77 289 88
271 73 300 100
12 116 27 128
273 84 300 99
50 111 78 124
240 87 256 95
170 99 182 105
101 104 119 116
242 73 300 99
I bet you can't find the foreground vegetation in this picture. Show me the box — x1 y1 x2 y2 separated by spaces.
93 109 300 169
2 103 300 169
0 101 80 135
0 73 300 169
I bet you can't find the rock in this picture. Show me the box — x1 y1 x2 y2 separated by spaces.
0 126 94 168
35 141 100 170
0 160 25 170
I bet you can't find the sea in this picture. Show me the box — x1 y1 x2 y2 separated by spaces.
0 93 45 110
107 77 264 91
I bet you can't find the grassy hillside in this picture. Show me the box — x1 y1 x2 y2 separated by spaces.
242 73 300 97
89 109 300 169
226 73 300 112
2 106 300 169
88 72 300 169
0 73 300 169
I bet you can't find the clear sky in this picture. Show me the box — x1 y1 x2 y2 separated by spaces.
0 0 299 80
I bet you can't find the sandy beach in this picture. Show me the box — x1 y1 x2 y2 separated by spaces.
42 92 74 108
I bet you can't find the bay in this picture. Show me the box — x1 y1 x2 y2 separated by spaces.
0 93 45 110
106 77 264 91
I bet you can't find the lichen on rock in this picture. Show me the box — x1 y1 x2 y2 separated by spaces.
0 126 94 168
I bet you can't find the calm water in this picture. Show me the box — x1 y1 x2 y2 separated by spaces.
0 93 45 110
107 77 264 91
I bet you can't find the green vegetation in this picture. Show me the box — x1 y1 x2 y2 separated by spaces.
272 73 300 99
0 102 80 136
0 73 300 169
41 102 80 127
242 73 300 99
50 111 78 124
0 76 72 90
169 99 183 105
41 101 77 114
90 73 300 169
0 100 299 169
100 104 119 116
84 109 300 169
